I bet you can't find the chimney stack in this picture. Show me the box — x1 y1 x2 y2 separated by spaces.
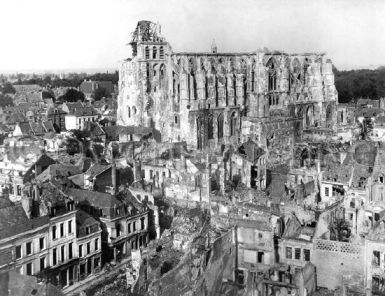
111 158 117 196
133 160 137 181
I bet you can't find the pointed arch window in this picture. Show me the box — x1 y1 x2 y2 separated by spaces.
192 72 197 100
159 46 164 59
146 63 151 93
197 117 203 150
233 74 237 105
267 59 277 91
145 46 150 59
251 69 255 92
217 113 224 139
230 112 237 136
160 64 165 89
127 106 131 118
152 46 157 59
208 114 214 140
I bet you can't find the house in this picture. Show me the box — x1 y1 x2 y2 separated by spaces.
80 80 114 99
85 121 106 145
0 180 83 290
370 115 385 142
65 188 149 263
117 125 160 143
0 153 56 202
83 161 133 194
0 197 49 276
44 133 68 153
65 106 99 131
12 121 56 138
231 139 267 190
61 102 84 115
45 106 67 132
75 210 102 283
34 163 82 184
278 214 314 271
20 181 103 289
365 218 385 295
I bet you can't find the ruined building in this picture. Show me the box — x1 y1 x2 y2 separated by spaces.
117 20 338 156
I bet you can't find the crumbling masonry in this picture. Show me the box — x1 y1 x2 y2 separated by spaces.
117 21 338 155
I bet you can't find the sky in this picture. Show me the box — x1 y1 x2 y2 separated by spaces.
0 0 384 72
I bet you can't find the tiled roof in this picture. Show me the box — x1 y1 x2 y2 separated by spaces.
35 163 82 183
42 120 55 133
8 112 26 124
30 122 45 135
76 209 99 228
0 202 49 239
18 122 33 136
73 106 98 117
65 188 122 209
85 163 111 179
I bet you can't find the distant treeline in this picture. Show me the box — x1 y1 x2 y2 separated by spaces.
8 67 385 104
334 66 385 103
13 71 119 88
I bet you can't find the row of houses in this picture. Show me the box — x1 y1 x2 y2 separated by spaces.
0 153 156 291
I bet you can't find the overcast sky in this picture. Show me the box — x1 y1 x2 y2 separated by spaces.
0 0 384 72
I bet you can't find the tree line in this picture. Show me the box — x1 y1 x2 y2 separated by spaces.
334 66 385 103
12 71 119 88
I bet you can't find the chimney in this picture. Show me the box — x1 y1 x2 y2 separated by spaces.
21 195 32 219
211 39 217 53
133 160 137 181
33 185 40 201
181 154 186 170
111 158 117 196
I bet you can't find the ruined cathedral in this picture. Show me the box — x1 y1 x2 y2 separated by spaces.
117 20 338 162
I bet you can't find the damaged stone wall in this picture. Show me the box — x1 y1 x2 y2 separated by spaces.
312 239 365 293
194 231 235 296
118 21 339 152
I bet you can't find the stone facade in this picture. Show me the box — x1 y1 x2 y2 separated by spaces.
117 21 338 153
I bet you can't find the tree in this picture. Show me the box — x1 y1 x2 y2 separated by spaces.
42 90 55 101
92 87 109 101
1 83 16 94
329 218 351 242
58 89 85 102
0 94 14 107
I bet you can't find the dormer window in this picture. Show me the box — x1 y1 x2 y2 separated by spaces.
67 201 74 211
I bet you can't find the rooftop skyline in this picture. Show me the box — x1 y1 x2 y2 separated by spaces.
1 0 384 72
